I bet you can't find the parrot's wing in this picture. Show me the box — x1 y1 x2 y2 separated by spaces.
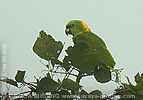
73 32 107 49
73 32 116 67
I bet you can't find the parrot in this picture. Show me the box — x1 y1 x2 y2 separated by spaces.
65 20 118 83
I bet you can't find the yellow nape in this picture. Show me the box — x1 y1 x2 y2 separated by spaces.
66 22 70 27
81 21 90 32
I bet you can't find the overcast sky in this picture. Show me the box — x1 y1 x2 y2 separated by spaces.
0 0 143 95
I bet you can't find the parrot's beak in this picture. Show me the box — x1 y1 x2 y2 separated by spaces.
65 28 72 36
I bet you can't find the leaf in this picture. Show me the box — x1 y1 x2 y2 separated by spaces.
137 89 143 95
118 74 143 100
121 83 132 90
62 79 82 91
80 90 88 95
65 42 117 74
94 67 111 83
0 78 18 87
88 90 102 100
37 77 59 93
134 73 143 96
52 90 72 100
135 72 141 84
65 42 96 74
33 30 63 61
15 70 26 82
51 58 63 66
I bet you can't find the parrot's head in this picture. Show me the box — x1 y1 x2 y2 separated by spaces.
65 20 91 39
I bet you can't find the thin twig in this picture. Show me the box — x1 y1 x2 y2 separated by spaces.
52 71 77 77
65 66 75 79
73 67 80 72
76 71 83 83
82 73 94 77
23 81 37 88
16 91 31 96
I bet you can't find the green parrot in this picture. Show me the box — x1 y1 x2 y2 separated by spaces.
65 20 117 83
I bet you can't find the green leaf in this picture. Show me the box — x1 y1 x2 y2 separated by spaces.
51 58 63 66
0 78 18 87
80 90 88 95
33 30 63 61
65 42 117 74
121 83 132 90
88 90 102 100
138 89 143 95
94 67 111 83
65 42 96 74
52 90 72 100
15 70 26 82
37 77 59 93
62 79 82 91
134 73 143 97
135 72 141 84
118 74 143 100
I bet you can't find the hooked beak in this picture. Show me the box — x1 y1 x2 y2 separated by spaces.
65 28 72 36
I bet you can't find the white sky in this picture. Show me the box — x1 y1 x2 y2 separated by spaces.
0 0 143 95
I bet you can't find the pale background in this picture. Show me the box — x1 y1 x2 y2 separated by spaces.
0 0 143 95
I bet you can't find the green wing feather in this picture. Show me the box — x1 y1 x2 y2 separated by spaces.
73 31 116 67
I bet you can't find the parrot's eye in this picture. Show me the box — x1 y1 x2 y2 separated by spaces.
71 24 75 27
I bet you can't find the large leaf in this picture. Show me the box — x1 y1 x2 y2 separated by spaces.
33 30 63 61
117 73 143 100
15 70 26 82
37 77 59 93
51 58 63 66
62 79 82 91
94 67 111 83
65 42 96 74
65 42 117 74
80 89 88 95
88 90 102 100
52 90 72 100
0 78 18 87
79 89 88 99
